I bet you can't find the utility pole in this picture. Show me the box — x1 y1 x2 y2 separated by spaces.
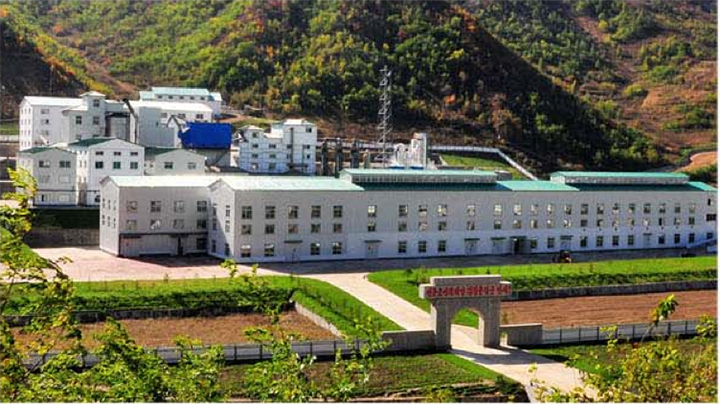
377 65 392 168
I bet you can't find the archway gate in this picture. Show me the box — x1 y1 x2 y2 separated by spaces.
419 275 511 349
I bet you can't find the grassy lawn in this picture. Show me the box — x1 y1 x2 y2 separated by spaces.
7 276 401 336
530 337 715 377
440 153 525 179
32 208 99 229
367 256 716 327
0 121 19 135
220 353 523 399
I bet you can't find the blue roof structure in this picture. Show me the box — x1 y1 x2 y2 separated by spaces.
179 122 233 149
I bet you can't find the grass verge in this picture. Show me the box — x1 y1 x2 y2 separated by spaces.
440 153 525 179
367 256 716 327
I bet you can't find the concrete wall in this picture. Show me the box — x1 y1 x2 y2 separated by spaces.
508 280 717 301
24 228 99 247
295 302 342 337
381 330 437 353
500 323 543 347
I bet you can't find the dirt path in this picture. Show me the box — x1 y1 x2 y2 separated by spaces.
679 151 717 172
13 311 335 349
502 290 716 327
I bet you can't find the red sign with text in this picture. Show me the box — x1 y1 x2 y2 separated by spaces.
423 283 511 299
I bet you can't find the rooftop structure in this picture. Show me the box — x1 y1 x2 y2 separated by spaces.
340 169 498 184
138 87 223 117
550 171 689 186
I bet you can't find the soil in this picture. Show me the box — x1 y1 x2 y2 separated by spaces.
680 151 717 171
12 310 335 349
501 290 717 328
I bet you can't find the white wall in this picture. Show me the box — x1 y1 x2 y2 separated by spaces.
17 148 77 206
72 140 144 205
145 150 206 175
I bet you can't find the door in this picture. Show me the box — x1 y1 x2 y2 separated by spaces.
176 237 184 256
491 238 505 255
284 245 299 262
643 233 652 248
560 236 572 250
464 240 478 255
365 243 379 258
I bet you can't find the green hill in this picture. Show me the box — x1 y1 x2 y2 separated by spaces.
2 1 715 173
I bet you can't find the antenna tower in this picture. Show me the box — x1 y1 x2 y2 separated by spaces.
377 65 392 167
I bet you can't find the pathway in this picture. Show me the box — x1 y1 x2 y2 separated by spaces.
308 272 593 399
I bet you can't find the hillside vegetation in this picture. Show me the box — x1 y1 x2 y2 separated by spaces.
2 1 716 173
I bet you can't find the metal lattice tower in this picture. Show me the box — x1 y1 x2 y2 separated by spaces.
377 66 392 167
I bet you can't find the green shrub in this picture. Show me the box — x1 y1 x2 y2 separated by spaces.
622 83 647 98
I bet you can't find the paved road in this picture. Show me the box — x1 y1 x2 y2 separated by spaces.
308 272 593 399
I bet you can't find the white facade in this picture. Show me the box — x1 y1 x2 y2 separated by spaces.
99 170 717 260
234 119 317 174
128 100 213 147
138 87 223 117
16 147 77 206
144 148 206 175
69 138 145 205
19 92 129 150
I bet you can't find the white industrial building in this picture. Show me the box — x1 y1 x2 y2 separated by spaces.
144 147 206 175
127 100 214 148
138 87 223 117
17 147 78 205
234 119 317 174
99 170 716 260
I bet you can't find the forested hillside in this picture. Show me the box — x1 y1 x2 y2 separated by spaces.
1 0 715 173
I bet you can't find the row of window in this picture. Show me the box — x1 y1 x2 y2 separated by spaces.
151 161 199 170
75 116 102 125
123 200 208 214
156 94 208 101
160 112 205 120
94 151 140 157
226 205 344 220
38 160 72 169
224 221 344 235
94 161 140 170
213 241 343 257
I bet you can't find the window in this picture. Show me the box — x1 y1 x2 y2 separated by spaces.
75 116 82 125
493 220 502 230
311 223 321 233
547 204 555 214
224 220 231 232
688 217 695 225
627 235 635 246
311 205 321 219
689 233 695 243
39 160 51 168
188 162 197 170
596 218 604 228
466 221 475 231
418 241 427 254
266 206 276 219
612 219 619 228
659 203 666 214
310 243 321 256
241 245 252 258
241 224 252 235
580 236 588 248
268 163 276 170
547 219 555 229
196 113 204 120
673 217 681 225
59 160 71 168
211 240 216 253
643 218 650 227
333 205 343 218
92 99 100 108
333 223 343 233
709 198 714 206
101 215 105 226
130 162 139 170
596 204 604 215
596 236 604 248
437 204 448 217
265 224 275 234
164 162 174 170
150 219 161 230
41 108 49 114
332 242 343 255
126 201 138 213
173 200 185 213
212 219 218 230
161 112 168 118
241 206 252 219
130 151 139 156
437 240 447 253
493 204 502 216
580 204 589 215
628 203 636 214
367 222 376 232
264 244 275 257
288 205 299 219
563 219 571 228
197 201 207 212
126 220 137 231
612 235 619 246
150 200 161 212
564 204 572 215
438 221 447 231
627 218 635 227
418 205 428 218
399 204 409 217
467 204 476 216
174 219 185 230
93 116 100 126
513 219 521 229
398 241 407 254
196 219 207 229
658 234 666 245
418 222 428 232
547 237 555 249
706 232 714 240
530 204 539 215
110 161 120 170
643 203 651 214
530 238 538 250
674 203 681 214
513 204 522 216
530 219 538 229
95 151 104 156
674 234 681 244
707 214 717 222
580 219 588 228
288 224 299 234
612 203 620 215
398 221 408 232
367 205 377 218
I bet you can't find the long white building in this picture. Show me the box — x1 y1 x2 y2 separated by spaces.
138 87 223 117
234 119 317 174
99 170 717 259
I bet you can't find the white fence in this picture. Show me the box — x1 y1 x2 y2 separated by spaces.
541 319 700 345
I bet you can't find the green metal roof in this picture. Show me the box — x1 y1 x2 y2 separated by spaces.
570 183 716 192
689 181 717 191
551 171 689 179
151 87 211 96
144 147 182 156
220 176 363 192
497 181 577 192
67 138 115 148
19 146 55 154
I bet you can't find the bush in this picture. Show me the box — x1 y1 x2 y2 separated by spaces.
622 83 647 98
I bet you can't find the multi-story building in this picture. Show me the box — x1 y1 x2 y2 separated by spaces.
18 92 128 150
144 147 206 175
16 146 78 205
69 138 145 205
138 87 223 117
234 119 317 174
99 170 717 259
128 100 214 147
